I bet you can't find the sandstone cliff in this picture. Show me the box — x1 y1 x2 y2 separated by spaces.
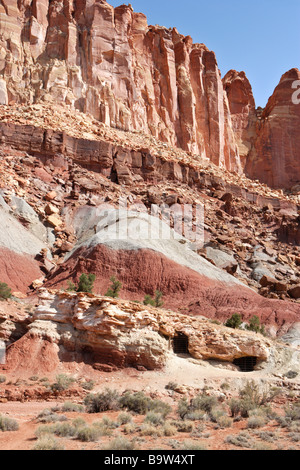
245 68 300 189
0 1 299 187
0 0 241 171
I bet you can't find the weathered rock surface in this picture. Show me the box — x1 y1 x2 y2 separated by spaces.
0 2 299 187
2 289 273 374
0 0 241 172
44 210 300 336
245 69 300 189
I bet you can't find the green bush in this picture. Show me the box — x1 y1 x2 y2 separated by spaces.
225 313 242 329
84 388 120 413
117 412 132 425
50 374 75 393
77 273 96 293
119 391 151 415
177 394 218 420
245 316 266 335
105 276 122 298
143 291 164 308
0 282 11 300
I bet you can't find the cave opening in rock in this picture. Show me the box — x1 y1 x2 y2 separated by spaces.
173 332 189 355
233 356 258 372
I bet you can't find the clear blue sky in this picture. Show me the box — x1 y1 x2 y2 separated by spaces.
108 0 300 107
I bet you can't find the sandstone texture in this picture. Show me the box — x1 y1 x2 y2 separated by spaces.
245 69 300 189
1 289 273 373
0 1 298 188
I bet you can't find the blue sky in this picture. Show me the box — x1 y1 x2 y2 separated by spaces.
108 0 300 107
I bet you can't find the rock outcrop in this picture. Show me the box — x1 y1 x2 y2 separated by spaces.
245 68 300 189
44 209 300 336
2 288 273 374
0 0 241 171
0 1 299 187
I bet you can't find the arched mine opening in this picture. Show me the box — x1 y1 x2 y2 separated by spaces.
233 356 258 372
173 332 189 355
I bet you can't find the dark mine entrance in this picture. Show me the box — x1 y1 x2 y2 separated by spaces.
173 333 189 355
233 356 258 372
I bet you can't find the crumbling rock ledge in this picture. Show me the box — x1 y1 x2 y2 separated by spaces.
2 289 274 375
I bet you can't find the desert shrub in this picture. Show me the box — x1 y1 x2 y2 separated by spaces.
76 425 101 442
225 431 253 449
52 422 78 438
177 394 218 420
229 381 281 418
50 374 75 393
284 371 298 379
285 402 300 422
0 375 6 384
216 415 232 429
81 380 95 391
143 291 163 308
35 422 77 439
77 273 96 293
117 412 132 425
29 375 39 382
139 424 163 437
209 406 227 424
247 415 266 429
148 399 172 418
119 391 151 415
182 440 207 451
72 418 87 428
92 418 118 437
144 412 164 427
245 316 266 335
37 413 67 424
191 395 218 414
184 410 206 421
162 422 177 436
0 415 19 432
123 423 137 435
119 391 171 418
225 313 242 329
288 432 300 442
105 276 122 298
33 435 65 451
66 280 76 292
35 425 56 438
172 420 194 433
165 381 178 391
0 282 11 300
104 436 137 450
84 388 120 413
61 401 84 413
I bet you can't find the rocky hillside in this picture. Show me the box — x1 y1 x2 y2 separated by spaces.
0 1 299 347
0 0 299 188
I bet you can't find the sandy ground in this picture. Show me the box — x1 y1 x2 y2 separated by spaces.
0 356 299 451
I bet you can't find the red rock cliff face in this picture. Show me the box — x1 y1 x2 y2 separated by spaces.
0 0 241 171
245 68 300 189
223 70 257 171
0 1 299 187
